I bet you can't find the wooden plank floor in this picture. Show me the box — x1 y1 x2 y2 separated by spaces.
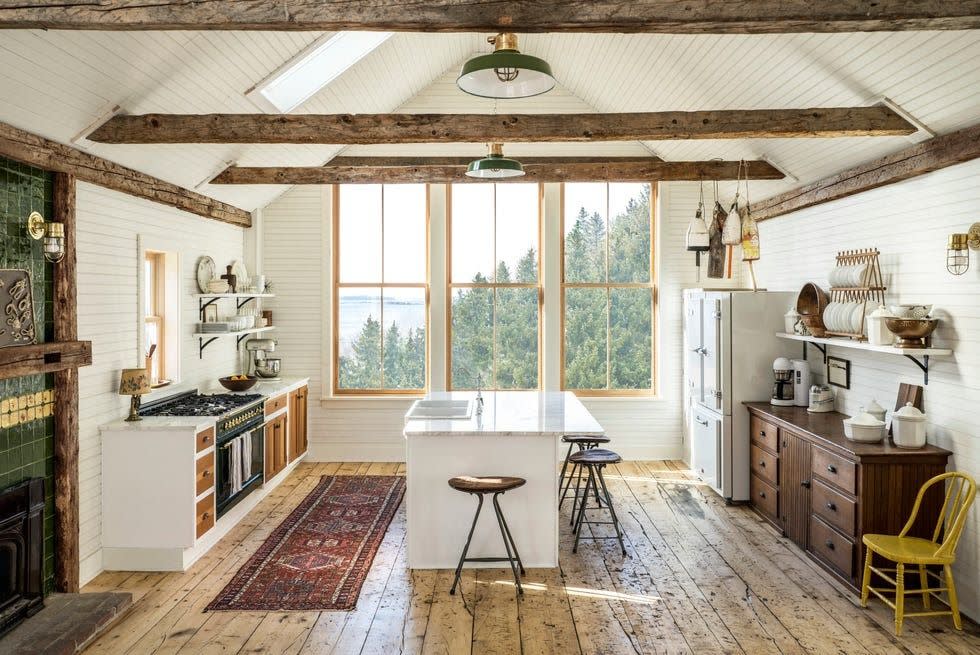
82 461 980 654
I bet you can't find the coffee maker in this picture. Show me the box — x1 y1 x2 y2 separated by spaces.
770 357 795 406
244 338 281 379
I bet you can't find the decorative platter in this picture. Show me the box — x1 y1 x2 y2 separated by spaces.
196 256 216 293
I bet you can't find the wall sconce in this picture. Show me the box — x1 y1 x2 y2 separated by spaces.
947 222 980 275
26 211 66 263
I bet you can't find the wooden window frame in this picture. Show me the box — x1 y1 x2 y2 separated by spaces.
559 182 659 397
332 184 430 396
446 183 544 391
144 250 166 383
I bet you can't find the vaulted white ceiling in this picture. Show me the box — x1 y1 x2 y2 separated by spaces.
0 29 978 213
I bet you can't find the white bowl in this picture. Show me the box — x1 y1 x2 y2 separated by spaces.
207 280 229 294
844 418 884 443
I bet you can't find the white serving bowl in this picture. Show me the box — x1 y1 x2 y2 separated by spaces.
843 416 885 443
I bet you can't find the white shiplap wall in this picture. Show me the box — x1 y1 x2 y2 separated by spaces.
747 159 980 620
258 182 740 462
76 183 244 584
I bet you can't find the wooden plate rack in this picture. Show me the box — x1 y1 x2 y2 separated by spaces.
824 249 886 340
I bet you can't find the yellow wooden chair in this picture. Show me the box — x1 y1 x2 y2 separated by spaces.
860 471 976 635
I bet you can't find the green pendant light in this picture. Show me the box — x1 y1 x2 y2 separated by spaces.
457 33 555 99
465 143 525 179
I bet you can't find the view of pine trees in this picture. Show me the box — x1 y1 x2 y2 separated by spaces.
337 183 652 392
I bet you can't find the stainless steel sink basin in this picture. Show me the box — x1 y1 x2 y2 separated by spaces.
405 399 473 420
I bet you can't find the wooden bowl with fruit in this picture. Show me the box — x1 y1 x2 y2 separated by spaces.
219 374 258 392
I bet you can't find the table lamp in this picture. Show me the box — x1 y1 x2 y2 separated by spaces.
119 368 151 421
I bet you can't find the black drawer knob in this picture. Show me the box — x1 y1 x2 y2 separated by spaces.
759 491 766 499
827 464 837 474
801 480 811 489
759 460 766 467
825 539 835 550
759 430 766 437
826 501 836 511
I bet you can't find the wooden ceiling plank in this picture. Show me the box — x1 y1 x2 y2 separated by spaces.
0 121 251 227
750 122 980 221
2 1 978 33
210 160 784 184
87 107 915 145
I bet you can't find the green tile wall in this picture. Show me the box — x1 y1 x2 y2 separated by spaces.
0 155 56 594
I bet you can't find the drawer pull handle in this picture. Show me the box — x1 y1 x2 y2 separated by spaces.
202 512 211 520
759 431 766 437
202 435 211 443
801 480 811 489
203 469 211 478
759 460 766 467
825 539 835 550
827 464 837 474
759 491 766 499
826 501 836 511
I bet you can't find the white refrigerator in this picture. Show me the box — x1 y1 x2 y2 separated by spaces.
683 289 793 502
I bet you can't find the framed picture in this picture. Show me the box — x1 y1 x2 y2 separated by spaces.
827 356 851 389
204 304 219 323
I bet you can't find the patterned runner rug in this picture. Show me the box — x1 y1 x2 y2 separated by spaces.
206 475 405 611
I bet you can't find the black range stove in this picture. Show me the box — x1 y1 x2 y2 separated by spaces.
141 390 267 517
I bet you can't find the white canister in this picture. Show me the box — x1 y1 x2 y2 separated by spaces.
866 305 894 346
784 308 800 334
892 402 927 448
865 398 887 424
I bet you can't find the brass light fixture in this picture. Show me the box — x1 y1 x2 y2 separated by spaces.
26 211 66 263
465 143 525 179
946 222 980 275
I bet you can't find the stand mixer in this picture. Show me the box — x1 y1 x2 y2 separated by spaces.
244 338 281 380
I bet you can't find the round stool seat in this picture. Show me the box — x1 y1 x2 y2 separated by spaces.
562 434 611 444
449 476 527 493
569 448 622 465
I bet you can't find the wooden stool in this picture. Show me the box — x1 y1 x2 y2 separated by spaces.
447 476 527 595
568 449 626 555
559 434 610 513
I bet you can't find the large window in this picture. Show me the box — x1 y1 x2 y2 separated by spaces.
334 184 428 394
562 183 656 394
448 184 541 390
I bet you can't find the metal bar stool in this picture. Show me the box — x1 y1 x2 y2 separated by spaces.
448 475 527 596
569 449 626 555
559 434 611 516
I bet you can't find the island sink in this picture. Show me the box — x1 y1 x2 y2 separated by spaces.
405 399 473 420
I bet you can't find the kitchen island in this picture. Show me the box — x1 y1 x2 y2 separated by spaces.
404 391 604 569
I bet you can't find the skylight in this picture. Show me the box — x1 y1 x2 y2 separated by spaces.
246 31 392 113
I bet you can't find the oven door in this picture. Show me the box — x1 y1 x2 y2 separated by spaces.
216 424 265 518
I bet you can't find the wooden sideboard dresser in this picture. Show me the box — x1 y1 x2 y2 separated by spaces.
744 402 951 590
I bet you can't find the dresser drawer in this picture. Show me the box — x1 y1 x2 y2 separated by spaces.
750 444 778 485
196 493 215 539
196 452 215 496
750 474 778 524
196 426 215 453
812 446 856 494
809 515 854 579
265 394 287 416
750 415 779 453
812 478 856 537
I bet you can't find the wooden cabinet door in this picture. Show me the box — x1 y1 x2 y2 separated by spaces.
275 415 287 475
265 420 276 480
288 386 309 463
298 386 308 454
780 429 811 548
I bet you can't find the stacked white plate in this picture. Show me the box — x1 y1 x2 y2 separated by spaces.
822 301 874 334
828 263 868 288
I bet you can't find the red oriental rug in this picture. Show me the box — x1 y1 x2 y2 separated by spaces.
206 475 405 611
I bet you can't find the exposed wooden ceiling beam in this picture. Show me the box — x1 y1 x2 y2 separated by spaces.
87 107 915 145
750 122 980 221
328 155 664 166
2 1 978 33
0 121 251 227
211 160 783 185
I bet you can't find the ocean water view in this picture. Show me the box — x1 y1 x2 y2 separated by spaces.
339 295 426 356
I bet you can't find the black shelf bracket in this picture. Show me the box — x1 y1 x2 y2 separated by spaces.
236 296 258 311
198 336 219 358
903 354 931 385
803 341 827 363
198 297 220 321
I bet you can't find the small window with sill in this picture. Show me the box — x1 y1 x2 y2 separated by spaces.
142 248 179 386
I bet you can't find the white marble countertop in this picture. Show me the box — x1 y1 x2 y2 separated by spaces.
101 377 309 432
403 391 604 437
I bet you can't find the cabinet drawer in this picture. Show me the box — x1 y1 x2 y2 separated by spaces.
265 394 287 416
811 446 856 494
812 479 856 537
196 452 215 496
750 444 778 485
196 426 215 453
809 515 854 579
750 474 778 524
750 415 779 453
196 493 215 539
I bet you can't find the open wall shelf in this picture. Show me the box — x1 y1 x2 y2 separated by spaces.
194 327 275 358
195 293 274 320
776 333 952 385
